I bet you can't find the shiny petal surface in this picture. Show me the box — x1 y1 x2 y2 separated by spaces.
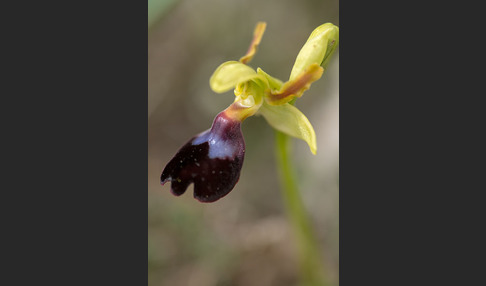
161 112 245 202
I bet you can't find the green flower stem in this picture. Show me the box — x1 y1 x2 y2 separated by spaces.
275 130 327 286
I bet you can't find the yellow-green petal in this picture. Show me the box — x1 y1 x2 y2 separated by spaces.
289 23 339 81
209 61 258 93
239 22 267 64
259 102 317 154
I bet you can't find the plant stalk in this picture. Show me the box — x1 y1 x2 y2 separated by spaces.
275 130 327 286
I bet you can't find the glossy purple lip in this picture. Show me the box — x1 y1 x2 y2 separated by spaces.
161 112 245 202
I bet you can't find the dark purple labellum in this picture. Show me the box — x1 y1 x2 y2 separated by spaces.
160 112 245 203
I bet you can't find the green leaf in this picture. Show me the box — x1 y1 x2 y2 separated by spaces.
259 102 317 154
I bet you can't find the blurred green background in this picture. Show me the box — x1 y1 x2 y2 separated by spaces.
148 0 339 285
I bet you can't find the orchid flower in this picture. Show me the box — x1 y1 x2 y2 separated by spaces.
161 22 339 202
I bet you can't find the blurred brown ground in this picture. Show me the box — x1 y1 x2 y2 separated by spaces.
148 0 339 285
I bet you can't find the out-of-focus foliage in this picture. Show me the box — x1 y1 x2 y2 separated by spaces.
148 0 178 28
149 0 339 285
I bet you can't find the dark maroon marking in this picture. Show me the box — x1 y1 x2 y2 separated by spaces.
160 112 245 203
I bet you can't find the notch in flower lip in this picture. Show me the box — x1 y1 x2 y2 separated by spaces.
161 22 338 202
161 22 268 203
161 110 245 203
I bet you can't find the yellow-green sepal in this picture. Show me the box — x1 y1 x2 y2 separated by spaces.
257 67 283 92
209 61 265 93
319 25 339 70
259 102 317 154
289 23 339 81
